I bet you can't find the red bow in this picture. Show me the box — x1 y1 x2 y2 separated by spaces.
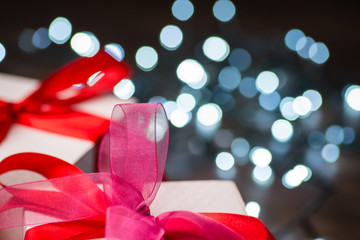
0 103 275 239
0 49 130 143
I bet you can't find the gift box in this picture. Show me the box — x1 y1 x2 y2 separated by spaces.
0 103 274 240
0 50 135 171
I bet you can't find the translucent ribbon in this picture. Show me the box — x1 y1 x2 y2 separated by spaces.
0 49 130 143
0 103 275 240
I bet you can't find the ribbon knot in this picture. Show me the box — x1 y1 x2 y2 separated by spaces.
0 49 130 143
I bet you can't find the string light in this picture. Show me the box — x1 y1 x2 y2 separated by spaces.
113 79 135 100
215 152 235 171
48 17 72 44
160 25 183 50
203 36 230 62
135 46 158 71
0 43 5 62
32 27 51 49
245 201 261 218
212 0 236 22
172 0 194 21
105 43 125 62
255 71 279 94
70 32 100 57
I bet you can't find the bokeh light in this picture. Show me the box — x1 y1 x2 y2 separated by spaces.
48 17 72 44
163 101 178 119
258 92 281 111
321 143 340 163
105 43 125 62
325 125 344 145
113 79 135 100
271 119 294 142
0 43 5 62
135 46 158 71
280 97 299 121
218 67 241 91
255 71 279 94
212 0 236 22
296 36 315 59
308 131 325 149
18 28 36 53
285 29 305 51
292 96 312 116
239 77 257 98
250 147 272 167
196 103 222 126
303 89 322 111
176 59 208 89
252 165 273 185
282 165 312 189
344 85 360 111
32 27 51 49
215 152 235 171
245 201 261 218
343 127 355 144
172 0 194 21
170 109 192 128
159 25 183 50
309 42 330 64
70 32 100 57
176 93 196 112
229 48 252 71
203 36 230 62
231 138 250 158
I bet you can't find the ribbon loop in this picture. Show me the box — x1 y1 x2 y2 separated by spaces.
0 49 130 143
22 50 130 106
103 103 169 207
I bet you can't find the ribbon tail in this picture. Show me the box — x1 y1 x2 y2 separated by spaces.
24 216 106 240
156 211 244 240
157 211 276 240
200 213 276 240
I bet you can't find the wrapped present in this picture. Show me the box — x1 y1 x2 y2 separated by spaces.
0 50 135 170
0 103 275 240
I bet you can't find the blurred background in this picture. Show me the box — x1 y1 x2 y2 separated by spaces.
1 1 359 239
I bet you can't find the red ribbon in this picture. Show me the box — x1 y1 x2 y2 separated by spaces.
0 49 130 143
0 103 275 239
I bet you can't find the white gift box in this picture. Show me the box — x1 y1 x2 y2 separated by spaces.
0 72 135 169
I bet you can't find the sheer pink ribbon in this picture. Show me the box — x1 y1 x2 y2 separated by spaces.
0 103 274 239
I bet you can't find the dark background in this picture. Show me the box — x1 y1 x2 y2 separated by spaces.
1 1 360 239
